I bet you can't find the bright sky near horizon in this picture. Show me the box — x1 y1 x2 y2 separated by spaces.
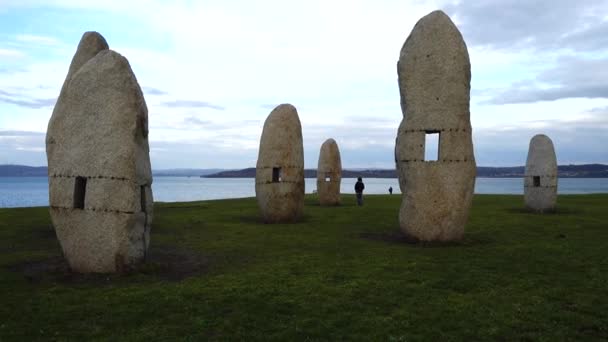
0 0 607 169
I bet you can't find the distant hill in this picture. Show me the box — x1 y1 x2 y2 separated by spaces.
0 165 48 176
2 164 607 178
204 168 397 178
205 164 608 178
153 168 225 177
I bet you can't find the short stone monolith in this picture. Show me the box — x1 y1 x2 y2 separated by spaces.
317 138 342 206
524 134 557 212
255 104 305 223
46 31 153 273
395 10 476 242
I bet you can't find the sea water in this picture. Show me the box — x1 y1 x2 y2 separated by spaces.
1 177 607 208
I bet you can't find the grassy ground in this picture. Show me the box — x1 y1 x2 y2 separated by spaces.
1 194 607 341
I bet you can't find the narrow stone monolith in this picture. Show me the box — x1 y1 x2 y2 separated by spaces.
317 138 342 206
255 104 305 223
395 10 476 242
524 134 557 212
46 32 153 273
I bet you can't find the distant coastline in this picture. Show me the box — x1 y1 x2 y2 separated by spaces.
3 164 606 178
204 164 608 178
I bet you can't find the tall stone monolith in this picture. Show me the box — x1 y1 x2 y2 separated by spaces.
255 104 305 223
395 11 476 242
46 32 153 273
524 134 557 212
317 138 342 206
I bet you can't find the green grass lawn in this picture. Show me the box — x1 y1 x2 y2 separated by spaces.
1 194 607 341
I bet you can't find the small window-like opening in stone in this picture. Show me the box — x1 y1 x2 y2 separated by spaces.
140 186 147 213
533 176 541 187
272 167 282 183
325 172 331 182
73 176 86 209
424 131 440 161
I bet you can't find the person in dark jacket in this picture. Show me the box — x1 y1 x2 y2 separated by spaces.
354 177 365 206
389 186 393 195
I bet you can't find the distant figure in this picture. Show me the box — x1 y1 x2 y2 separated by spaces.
354 177 365 206
389 186 393 195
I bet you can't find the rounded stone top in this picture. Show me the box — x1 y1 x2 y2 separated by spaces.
67 31 109 81
397 9 471 128
399 10 460 60
525 134 557 176
256 103 304 168
318 138 341 174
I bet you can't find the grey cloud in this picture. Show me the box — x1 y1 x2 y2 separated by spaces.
483 56 608 104
444 0 608 52
473 108 608 165
0 89 16 96
161 100 225 110
183 117 213 126
0 96 56 109
0 130 45 136
142 87 168 96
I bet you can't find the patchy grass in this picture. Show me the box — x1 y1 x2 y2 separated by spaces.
1 194 607 341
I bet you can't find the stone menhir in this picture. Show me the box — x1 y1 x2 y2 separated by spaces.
255 104 305 223
317 138 342 206
524 134 557 212
395 11 476 242
46 32 153 273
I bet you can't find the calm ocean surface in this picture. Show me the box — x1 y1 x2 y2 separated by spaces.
1 177 607 208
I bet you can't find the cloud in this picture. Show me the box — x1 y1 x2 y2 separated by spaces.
445 0 608 52
0 48 25 58
142 86 168 96
160 100 224 110
183 117 213 127
14 34 59 45
484 56 608 104
0 130 45 136
473 107 608 165
0 96 56 109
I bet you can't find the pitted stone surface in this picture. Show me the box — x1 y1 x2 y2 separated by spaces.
317 138 342 206
255 104 305 223
524 134 557 212
395 10 476 242
46 32 153 273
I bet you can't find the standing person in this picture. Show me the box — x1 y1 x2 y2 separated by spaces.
354 177 365 206
389 186 393 195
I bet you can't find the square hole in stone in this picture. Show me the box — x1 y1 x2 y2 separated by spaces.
140 185 147 213
533 176 541 187
73 176 87 209
272 167 282 183
424 131 440 161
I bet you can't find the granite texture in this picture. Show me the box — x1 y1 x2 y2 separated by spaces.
255 104 305 223
395 11 476 242
46 32 153 273
317 138 342 206
524 134 558 212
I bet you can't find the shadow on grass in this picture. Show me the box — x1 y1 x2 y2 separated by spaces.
7 245 210 284
360 230 495 248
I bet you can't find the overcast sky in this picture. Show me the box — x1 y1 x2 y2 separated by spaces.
0 0 607 169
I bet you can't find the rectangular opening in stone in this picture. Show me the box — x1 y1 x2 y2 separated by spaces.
272 167 282 183
140 186 147 213
73 176 86 209
533 176 541 187
424 131 440 161
325 172 331 182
